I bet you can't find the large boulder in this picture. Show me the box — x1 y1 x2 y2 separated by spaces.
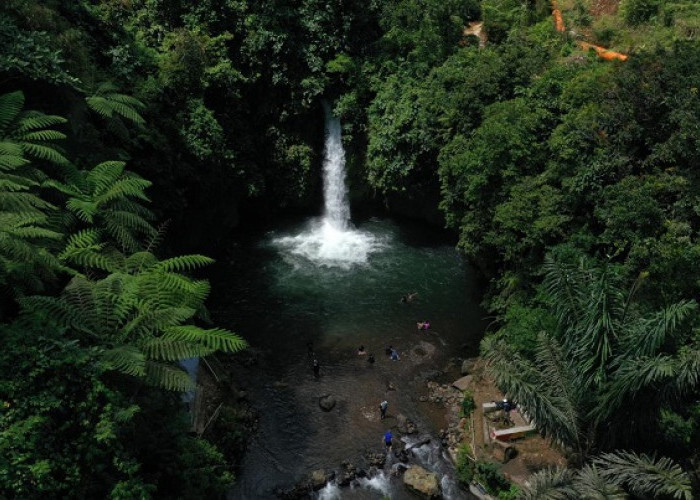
318 394 336 411
403 466 441 498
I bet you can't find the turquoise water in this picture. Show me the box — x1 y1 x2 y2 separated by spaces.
209 215 485 498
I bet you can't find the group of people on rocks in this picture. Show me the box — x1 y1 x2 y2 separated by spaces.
307 290 430 453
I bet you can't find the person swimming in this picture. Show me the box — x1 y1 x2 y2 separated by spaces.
358 345 367 355
417 321 430 330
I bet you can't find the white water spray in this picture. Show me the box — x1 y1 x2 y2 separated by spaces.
273 102 385 268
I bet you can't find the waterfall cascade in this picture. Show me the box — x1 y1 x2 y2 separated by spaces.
273 102 384 268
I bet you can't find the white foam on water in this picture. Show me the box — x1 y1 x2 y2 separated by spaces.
353 471 393 496
317 481 342 500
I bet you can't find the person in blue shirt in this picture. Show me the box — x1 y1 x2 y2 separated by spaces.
383 430 393 450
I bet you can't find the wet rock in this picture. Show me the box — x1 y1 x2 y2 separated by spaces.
395 462 409 472
274 482 311 499
310 469 334 490
403 466 441 498
273 381 289 388
337 461 357 486
395 448 410 463
406 437 431 451
319 394 336 411
365 452 386 468
396 413 418 434
237 390 248 400
461 357 477 375
419 395 428 402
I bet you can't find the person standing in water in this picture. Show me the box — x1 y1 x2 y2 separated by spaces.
313 359 320 377
380 400 388 420
383 430 393 451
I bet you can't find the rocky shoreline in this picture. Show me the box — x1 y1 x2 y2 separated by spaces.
269 358 480 499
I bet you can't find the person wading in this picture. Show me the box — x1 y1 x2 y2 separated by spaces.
380 400 388 420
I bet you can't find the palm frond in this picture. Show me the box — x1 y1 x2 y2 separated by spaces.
573 465 626 499
624 300 697 357
519 468 576 500
593 451 692 500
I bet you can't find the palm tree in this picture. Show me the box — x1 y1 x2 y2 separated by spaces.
520 451 692 500
483 254 698 456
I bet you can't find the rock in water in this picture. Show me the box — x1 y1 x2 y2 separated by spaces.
311 469 333 490
403 466 441 498
318 394 336 411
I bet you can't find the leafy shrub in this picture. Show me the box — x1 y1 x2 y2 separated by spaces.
456 445 475 485
621 0 661 26
461 391 477 417
474 461 511 495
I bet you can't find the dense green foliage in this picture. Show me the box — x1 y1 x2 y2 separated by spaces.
2 0 700 497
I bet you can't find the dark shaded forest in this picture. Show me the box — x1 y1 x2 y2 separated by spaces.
1 0 699 497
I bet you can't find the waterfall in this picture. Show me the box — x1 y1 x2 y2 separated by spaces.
271 102 386 268
321 101 350 231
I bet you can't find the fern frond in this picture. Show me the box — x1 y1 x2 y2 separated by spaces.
22 130 67 141
21 142 69 165
102 345 146 377
97 177 152 205
163 326 248 354
15 112 67 133
155 254 215 272
0 191 56 213
18 295 87 332
144 338 215 362
87 161 125 193
0 153 30 171
145 361 195 392
0 91 24 132
124 251 158 273
66 197 97 222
